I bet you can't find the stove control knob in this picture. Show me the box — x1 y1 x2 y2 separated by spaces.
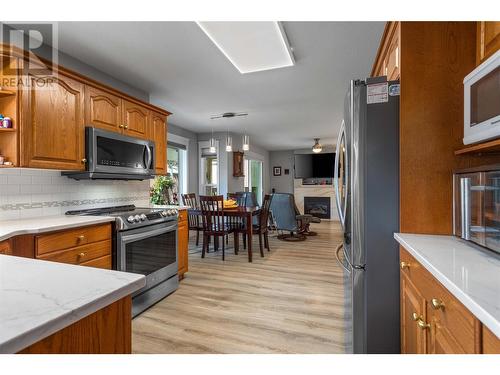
134 215 141 222
161 210 168 217
127 215 135 223
140 214 147 221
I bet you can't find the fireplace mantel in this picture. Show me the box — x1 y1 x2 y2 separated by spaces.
293 179 339 221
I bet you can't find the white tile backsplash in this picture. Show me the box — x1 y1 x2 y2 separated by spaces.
0 168 151 220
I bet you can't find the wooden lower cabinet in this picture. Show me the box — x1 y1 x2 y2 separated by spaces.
34 223 112 269
19 296 131 354
401 275 427 353
178 209 189 279
0 239 12 255
400 247 500 353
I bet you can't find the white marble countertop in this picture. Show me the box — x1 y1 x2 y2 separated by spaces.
0 254 145 353
394 233 500 339
0 215 116 242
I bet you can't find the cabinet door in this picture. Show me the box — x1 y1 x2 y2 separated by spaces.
401 276 428 353
385 24 400 80
177 215 188 279
429 321 466 354
22 73 85 170
152 112 167 175
477 22 500 65
0 240 12 255
85 85 122 133
122 99 150 140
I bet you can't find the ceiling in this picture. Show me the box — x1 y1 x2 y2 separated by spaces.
56 21 385 151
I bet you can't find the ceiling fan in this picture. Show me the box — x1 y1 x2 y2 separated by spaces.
210 112 248 120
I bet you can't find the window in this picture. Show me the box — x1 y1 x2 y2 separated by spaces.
244 158 263 204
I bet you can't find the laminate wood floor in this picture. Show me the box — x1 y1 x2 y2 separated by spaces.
132 221 346 353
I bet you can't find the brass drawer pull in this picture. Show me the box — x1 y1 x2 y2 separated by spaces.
81 158 87 164
124 125 129 129
400 261 410 270
78 252 86 258
412 312 430 329
431 298 445 310
77 235 85 241
119 124 124 128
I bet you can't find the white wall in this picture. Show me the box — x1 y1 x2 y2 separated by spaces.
269 150 295 194
0 169 151 221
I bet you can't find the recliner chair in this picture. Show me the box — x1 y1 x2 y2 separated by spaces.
269 193 306 241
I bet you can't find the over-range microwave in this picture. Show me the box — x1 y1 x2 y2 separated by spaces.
463 50 500 145
62 127 155 180
453 165 500 254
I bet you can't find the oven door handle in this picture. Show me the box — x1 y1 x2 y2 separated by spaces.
121 223 177 243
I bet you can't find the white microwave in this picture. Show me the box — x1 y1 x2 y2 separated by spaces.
463 50 500 145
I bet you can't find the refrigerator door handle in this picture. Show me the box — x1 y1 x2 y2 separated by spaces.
335 242 351 273
334 120 348 228
343 244 365 270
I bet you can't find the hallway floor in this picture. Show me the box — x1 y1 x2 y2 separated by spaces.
132 221 346 353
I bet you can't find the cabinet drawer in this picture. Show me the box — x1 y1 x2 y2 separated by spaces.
37 240 111 266
80 254 112 269
178 209 188 223
36 224 111 256
0 240 12 255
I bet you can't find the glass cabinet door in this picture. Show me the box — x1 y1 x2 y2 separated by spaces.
484 171 500 252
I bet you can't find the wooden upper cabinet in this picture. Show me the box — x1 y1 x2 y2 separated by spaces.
21 73 85 170
371 22 400 80
152 112 167 175
401 276 427 354
122 99 151 140
477 21 500 65
84 85 122 132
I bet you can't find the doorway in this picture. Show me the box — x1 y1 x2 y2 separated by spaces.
244 159 263 204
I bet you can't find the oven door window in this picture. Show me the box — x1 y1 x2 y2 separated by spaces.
125 230 177 275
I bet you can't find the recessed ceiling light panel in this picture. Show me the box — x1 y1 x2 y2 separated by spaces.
196 21 295 74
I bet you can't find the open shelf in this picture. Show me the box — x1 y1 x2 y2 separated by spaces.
455 139 500 155
0 127 15 132
0 89 15 98
0 164 15 168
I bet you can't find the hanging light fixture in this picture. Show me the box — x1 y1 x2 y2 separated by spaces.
242 134 250 151
312 138 322 153
209 128 216 153
225 131 233 152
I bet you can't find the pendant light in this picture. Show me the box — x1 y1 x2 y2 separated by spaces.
209 128 216 153
312 138 322 153
242 134 250 151
225 131 233 152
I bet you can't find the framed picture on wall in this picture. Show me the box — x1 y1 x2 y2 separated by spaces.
273 166 282 176
284 169 290 175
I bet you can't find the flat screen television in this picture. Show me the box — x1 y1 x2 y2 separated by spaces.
294 153 336 178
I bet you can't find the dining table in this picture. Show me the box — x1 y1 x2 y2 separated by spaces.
188 206 261 262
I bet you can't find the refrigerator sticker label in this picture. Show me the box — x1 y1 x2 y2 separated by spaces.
367 82 388 104
389 84 400 96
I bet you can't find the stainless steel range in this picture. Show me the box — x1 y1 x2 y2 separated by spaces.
66 205 179 316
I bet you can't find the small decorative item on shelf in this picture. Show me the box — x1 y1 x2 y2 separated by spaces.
1 117 12 128
0 154 4 165
150 175 176 205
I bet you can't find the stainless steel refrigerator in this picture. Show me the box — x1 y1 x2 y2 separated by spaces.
334 77 400 353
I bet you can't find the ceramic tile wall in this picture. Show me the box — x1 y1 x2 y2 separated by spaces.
0 169 151 221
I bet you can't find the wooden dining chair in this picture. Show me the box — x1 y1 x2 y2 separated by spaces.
199 195 237 261
253 194 273 256
181 193 203 247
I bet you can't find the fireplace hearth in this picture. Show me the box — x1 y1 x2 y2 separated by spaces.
304 196 331 219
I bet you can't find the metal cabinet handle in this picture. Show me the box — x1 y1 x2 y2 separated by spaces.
400 261 410 270
81 158 87 164
78 252 86 258
412 312 430 329
431 298 445 310
412 312 419 321
119 124 124 128
77 235 85 241
124 125 129 129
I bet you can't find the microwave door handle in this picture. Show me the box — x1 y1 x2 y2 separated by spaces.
461 177 471 240
144 145 152 170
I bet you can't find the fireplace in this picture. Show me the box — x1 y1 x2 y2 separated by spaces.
304 196 331 219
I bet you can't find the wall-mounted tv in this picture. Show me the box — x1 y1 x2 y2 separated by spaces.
294 153 336 178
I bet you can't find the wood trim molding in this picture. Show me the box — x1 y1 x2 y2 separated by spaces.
0 43 171 117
